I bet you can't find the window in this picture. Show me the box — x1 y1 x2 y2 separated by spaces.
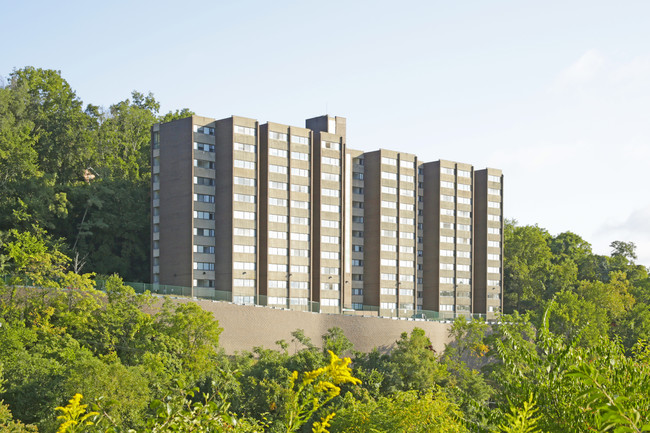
441 249 454 257
380 258 397 266
488 174 501 183
381 273 396 281
291 248 309 257
440 235 454 243
488 266 501 274
488 253 500 261
441 167 455 175
381 156 397 166
458 197 471 205
290 184 309 194
268 297 286 305
458 183 471 191
400 189 414 197
352 274 363 281
291 151 309 161
399 289 413 296
352 259 364 266
322 219 339 228
268 280 287 288
291 200 309 209
291 216 308 225
291 135 309 145
352 245 363 252
268 263 288 272
488 279 501 287
441 194 454 202
458 169 471 177
268 247 287 256
195 228 215 237
233 228 255 237
322 156 340 166
488 227 501 235
195 194 215 203
400 232 414 239
488 201 501 209
322 282 340 291
352 288 363 296
194 125 215 135
440 277 454 284
194 245 215 254
381 244 397 252
269 132 288 142
269 148 288 159
234 125 256 136
321 298 339 307
322 188 340 197
381 288 396 295
234 261 256 270
234 159 255 170
321 267 339 275
291 167 309 177
441 222 455 230
458 210 471 218
233 296 255 305
381 186 397 195
322 251 340 260
269 197 288 207
194 142 215 152
194 160 215 169
488 240 501 248
400 160 414 168
291 281 309 290
457 237 471 245
457 250 471 258
269 164 287 175
353 187 364 194
440 263 454 270
291 232 309 241
400 203 414 211
194 211 215 220
441 208 455 216
321 235 339 244
353 157 364 165
488 214 501 222
440 304 454 311
381 230 396 238
458 264 471 272
233 176 255 186
322 172 339 182
233 279 255 287
269 230 287 239
400 174 414 183
352 230 364 237
291 264 309 273
381 172 397 181
400 245 413 253
399 260 413 267
233 193 255 203
322 141 340 150
400 274 414 282
269 214 287 223
353 172 364 180
322 204 340 213
352 216 364 223
234 142 256 153
381 200 397 209
381 302 396 309
381 215 397 223
233 244 256 254
441 181 454 189
458 224 471 231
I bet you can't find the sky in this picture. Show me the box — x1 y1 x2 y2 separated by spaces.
1 0 649 266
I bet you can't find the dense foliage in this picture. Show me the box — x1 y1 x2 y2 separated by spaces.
1 67 650 432
0 67 192 281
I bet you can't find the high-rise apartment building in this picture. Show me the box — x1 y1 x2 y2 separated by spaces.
151 114 504 318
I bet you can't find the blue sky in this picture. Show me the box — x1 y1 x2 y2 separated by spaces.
2 0 650 265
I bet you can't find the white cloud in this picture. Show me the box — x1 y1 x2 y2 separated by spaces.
593 204 650 267
552 49 605 90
